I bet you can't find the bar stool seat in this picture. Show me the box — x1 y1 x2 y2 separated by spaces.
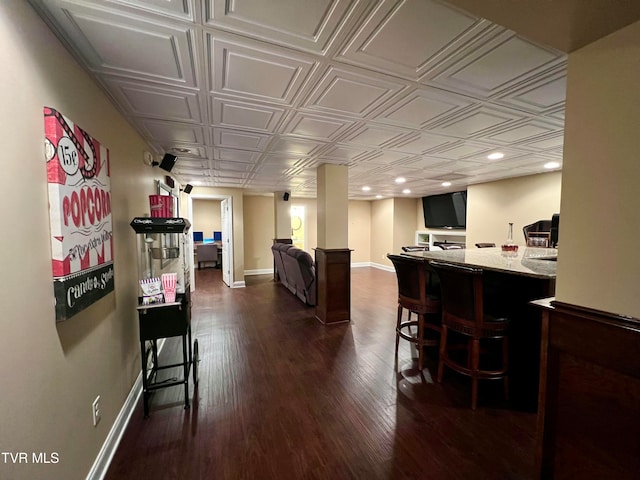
429 261 510 409
388 254 441 371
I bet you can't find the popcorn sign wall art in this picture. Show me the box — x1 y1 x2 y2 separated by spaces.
44 107 114 321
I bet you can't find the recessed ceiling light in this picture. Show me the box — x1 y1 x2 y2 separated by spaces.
441 181 451 187
544 161 561 169
402 188 411 194
362 186 371 191
395 177 406 184
172 147 191 154
375 195 382 199
487 152 504 160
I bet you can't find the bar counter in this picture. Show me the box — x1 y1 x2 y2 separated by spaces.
402 246 558 279
403 246 558 410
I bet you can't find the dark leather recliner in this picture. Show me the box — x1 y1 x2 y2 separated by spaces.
272 243 293 288
271 243 316 306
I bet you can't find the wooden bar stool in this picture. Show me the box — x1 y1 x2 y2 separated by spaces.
387 254 441 371
429 261 510 409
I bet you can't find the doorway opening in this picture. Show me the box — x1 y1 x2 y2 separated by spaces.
187 194 234 289
290 205 305 250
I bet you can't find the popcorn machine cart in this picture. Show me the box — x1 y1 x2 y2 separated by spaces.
130 217 199 418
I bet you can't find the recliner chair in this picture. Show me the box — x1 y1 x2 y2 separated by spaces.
196 243 218 269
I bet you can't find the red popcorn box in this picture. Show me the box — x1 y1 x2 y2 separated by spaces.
149 195 174 218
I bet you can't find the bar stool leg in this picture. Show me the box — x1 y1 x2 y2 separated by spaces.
503 336 510 401
417 313 425 371
437 326 448 382
471 338 480 410
395 304 403 357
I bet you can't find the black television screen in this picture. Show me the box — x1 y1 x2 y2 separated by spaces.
422 191 467 229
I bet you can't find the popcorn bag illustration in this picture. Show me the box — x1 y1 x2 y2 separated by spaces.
139 277 163 305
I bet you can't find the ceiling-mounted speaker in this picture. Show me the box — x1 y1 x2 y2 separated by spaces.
283 192 290 201
165 176 175 188
159 153 177 172
183 184 193 194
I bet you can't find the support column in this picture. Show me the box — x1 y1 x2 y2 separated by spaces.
315 164 351 324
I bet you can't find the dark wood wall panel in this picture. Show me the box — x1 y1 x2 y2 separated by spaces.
535 300 640 479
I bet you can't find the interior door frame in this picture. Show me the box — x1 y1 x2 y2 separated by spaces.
186 193 234 289
220 197 232 287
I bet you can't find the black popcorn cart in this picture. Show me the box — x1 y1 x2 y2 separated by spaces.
130 217 199 417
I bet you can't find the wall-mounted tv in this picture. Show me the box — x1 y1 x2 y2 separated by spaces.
422 191 467 229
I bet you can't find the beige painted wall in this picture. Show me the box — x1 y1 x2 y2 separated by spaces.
555 20 640 317
370 199 395 267
273 191 291 238
243 195 275 271
465 172 562 248
289 197 318 255
369 197 417 268
239 195 318 273
0 3 161 479
192 198 222 238
392 197 418 256
241 197 371 269
348 200 372 263
241 181 563 274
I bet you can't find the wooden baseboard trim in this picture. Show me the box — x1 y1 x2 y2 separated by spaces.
85 339 165 480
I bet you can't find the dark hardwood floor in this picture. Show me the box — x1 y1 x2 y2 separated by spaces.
105 267 536 480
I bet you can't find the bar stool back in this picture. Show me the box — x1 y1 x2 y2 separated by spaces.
429 261 510 409
387 254 441 371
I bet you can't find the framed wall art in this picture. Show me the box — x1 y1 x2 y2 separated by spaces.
44 107 114 321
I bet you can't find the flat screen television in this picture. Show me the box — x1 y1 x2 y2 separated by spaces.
422 191 467 229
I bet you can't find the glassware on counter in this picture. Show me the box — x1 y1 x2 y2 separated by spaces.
501 222 519 256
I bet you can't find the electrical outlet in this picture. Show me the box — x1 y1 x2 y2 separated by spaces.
92 396 101 427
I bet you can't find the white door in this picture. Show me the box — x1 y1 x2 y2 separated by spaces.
221 197 233 287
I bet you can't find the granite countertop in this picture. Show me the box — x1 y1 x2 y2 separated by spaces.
402 247 557 279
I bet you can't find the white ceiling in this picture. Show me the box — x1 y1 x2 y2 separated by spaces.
30 0 567 199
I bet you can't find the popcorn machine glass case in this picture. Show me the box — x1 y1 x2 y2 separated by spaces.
129 217 198 417
130 217 191 301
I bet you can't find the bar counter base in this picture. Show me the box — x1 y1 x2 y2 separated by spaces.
314 248 351 325
532 298 640 480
